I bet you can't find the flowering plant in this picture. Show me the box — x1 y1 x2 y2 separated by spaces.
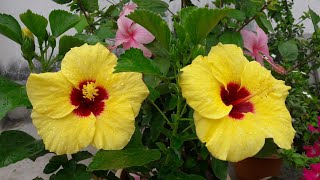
0 0 319 179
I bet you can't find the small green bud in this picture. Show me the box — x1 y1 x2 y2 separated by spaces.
21 35 35 62
22 27 34 40
48 36 56 48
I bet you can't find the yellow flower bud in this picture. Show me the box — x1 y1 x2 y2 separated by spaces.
22 27 34 40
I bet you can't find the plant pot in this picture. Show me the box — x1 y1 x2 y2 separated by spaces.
233 156 283 180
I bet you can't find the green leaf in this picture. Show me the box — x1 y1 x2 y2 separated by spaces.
115 48 162 76
212 158 228 180
95 21 116 39
147 86 160 102
71 151 93 162
87 148 161 171
0 76 31 120
44 155 68 174
178 7 197 25
20 10 48 41
150 111 165 141
133 0 169 15
52 0 72 4
0 14 22 44
145 40 170 57
74 34 101 45
256 12 274 33
309 8 320 32
278 40 298 61
239 0 264 17
128 10 171 50
74 16 88 33
165 171 206 180
226 9 246 21
0 130 44 167
82 0 99 13
219 31 243 48
59 35 85 56
50 164 91 180
184 8 229 45
49 10 80 37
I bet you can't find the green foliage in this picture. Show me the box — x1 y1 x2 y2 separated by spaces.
115 48 162 76
184 8 229 45
309 8 320 32
238 0 264 17
49 10 80 37
81 0 99 13
278 40 299 61
211 158 228 180
0 76 31 120
256 12 274 33
133 0 169 15
0 130 44 168
58 35 85 56
128 10 171 50
50 163 91 180
0 14 22 44
88 130 161 171
20 10 48 41
44 155 68 174
219 31 243 48
226 9 246 21
88 148 161 171
52 0 72 4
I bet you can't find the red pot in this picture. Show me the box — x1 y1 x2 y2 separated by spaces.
234 157 283 180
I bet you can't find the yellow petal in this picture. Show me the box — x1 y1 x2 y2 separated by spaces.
104 72 149 117
61 43 117 88
92 96 135 150
240 61 295 148
26 72 75 119
32 110 95 155
240 61 291 100
194 112 265 162
208 43 248 86
180 55 231 119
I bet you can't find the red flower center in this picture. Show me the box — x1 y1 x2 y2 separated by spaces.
70 81 109 117
220 82 254 120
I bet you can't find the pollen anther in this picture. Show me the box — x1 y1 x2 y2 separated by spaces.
82 82 99 101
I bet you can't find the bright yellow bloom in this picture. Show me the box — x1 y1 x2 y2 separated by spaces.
179 43 295 162
26 43 149 155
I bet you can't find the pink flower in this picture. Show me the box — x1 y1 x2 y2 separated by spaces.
303 163 320 180
115 3 155 58
119 3 137 17
303 141 320 158
308 116 320 133
240 26 286 74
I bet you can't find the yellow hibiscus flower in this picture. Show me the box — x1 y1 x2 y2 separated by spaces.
26 43 149 155
179 43 295 162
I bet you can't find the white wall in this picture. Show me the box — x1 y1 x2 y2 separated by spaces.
0 0 319 68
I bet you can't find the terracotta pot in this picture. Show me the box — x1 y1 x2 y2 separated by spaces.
234 157 283 180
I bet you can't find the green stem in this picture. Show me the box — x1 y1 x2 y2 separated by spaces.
181 124 194 134
179 118 193 121
149 100 173 128
236 2 269 32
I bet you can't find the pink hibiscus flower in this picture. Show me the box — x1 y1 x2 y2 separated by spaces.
241 26 286 74
303 163 320 180
115 3 155 58
308 116 320 133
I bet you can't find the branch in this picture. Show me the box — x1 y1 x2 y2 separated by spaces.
237 3 269 32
